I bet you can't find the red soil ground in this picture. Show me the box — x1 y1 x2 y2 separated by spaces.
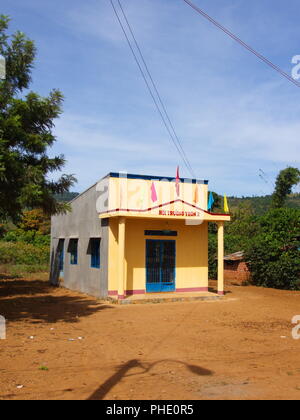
0 274 299 400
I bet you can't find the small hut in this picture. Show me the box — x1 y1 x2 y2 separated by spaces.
224 251 250 285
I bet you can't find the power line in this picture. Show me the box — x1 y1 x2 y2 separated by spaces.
117 0 196 178
110 0 195 177
110 0 196 178
182 0 300 89
259 168 275 191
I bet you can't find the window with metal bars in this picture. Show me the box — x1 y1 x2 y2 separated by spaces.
90 238 101 269
69 239 78 265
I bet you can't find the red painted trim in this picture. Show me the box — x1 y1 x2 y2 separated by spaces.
109 290 146 297
99 199 229 217
125 290 146 296
176 287 209 293
218 291 225 296
109 288 210 297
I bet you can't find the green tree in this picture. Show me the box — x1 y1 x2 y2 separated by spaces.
245 208 300 290
0 15 76 221
271 167 300 209
209 191 222 212
208 192 222 236
18 209 50 235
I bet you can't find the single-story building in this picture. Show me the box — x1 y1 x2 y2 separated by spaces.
50 172 230 300
224 251 250 285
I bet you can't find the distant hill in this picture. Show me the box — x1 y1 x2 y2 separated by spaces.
227 193 300 216
54 192 79 203
54 191 300 214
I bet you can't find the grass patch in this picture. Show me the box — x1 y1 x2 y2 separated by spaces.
0 264 49 277
0 241 49 276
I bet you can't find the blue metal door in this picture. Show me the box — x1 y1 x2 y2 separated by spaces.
146 240 176 293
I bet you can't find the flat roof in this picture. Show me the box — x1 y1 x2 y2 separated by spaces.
68 171 209 205
106 172 209 185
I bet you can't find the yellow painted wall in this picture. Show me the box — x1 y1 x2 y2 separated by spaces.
108 176 208 213
108 217 119 293
108 217 208 293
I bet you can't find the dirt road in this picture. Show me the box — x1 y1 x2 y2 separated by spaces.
0 274 299 400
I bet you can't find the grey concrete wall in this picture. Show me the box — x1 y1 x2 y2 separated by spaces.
50 182 109 298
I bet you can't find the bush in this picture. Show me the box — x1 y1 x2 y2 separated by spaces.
0 241 49 267
3 229 50 247
0 212 50 275
245 208 300 290
0 224 7 238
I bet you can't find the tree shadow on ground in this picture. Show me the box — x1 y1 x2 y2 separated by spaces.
0 274 21 280
0 276 113 324
0 277 52 297
87 359 213 400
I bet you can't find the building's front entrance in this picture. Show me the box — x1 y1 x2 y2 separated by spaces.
146 239 176 293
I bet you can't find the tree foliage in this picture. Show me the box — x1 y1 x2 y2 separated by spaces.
208 168 300 290
208 202 259 279
0 241 49 270
0 15 76 221
18 209 50 235
227 193 300 217
245 208 300 290
2 208 50 247
271 167 300 209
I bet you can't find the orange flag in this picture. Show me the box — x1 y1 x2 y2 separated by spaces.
193 184 199 204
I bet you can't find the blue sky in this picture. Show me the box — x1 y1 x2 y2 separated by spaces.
2 0 300 196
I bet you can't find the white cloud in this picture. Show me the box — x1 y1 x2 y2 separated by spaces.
183 78 300 164
66 0 163 45
35 0 300 195
54 113 173 155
